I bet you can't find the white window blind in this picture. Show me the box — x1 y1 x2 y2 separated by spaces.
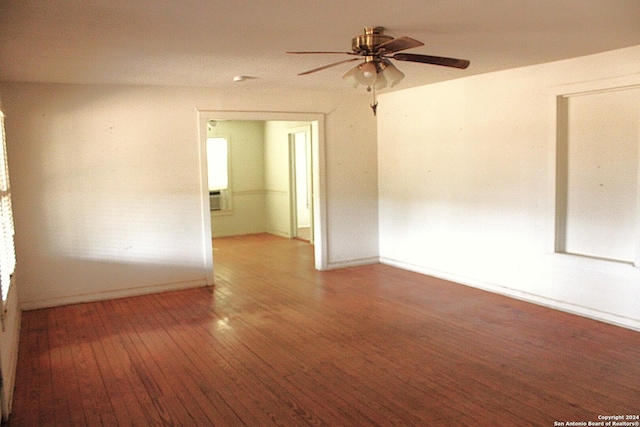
0 110 16 303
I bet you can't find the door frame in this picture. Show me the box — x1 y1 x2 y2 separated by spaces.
288 124 313 243
197 110 328 279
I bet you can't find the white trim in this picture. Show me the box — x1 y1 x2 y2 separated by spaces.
265 230 290 239
264 189 288 196
288 124 314 243
197 113 214 286
326 257 379 270
312 119 328 270
380 257 640 332
233 190 268 196
197 110 328 271
19 278 208 311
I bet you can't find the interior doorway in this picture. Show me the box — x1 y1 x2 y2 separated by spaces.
197 111 327 283
289 125 313 243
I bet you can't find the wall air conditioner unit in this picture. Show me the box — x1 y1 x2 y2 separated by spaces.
209 190 221 211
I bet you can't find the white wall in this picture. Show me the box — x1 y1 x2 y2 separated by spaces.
325 104 380 268
292 127 312 229
209 121 266 238
561 88 640 262
378 45 640 331
263 121 311 238
0 83 379 309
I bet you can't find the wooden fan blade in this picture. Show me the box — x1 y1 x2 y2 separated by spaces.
392 53 470 69
297 57 361 75
287 51 357 55
376 36 424 54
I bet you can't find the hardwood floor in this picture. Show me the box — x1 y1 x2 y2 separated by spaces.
295 227 311 242
9 233 640 426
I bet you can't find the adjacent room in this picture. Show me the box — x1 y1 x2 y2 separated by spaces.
0 1 639 424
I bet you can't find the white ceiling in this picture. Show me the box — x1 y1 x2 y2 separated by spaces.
1 0 639 93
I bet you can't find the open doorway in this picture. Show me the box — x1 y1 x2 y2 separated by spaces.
289 125 313 243
197 111 327 282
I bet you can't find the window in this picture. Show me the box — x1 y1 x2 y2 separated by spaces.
0 109 16 310
206 136 231 211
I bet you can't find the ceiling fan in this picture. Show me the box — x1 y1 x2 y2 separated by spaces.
288 26 470 115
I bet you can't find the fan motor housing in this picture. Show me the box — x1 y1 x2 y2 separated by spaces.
352 27 393 55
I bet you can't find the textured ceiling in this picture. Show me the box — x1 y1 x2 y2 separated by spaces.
1 0 639 92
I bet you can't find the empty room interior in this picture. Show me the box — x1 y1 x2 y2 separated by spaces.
0 1 639 425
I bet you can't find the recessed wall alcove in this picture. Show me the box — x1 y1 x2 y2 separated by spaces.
549 77 640 267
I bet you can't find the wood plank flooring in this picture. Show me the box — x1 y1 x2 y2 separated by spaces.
9 233 640 426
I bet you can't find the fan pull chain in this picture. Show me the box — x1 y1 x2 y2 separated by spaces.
370 84 378 116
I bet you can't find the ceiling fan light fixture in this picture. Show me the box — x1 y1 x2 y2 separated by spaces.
289 26 469 115
357 62 378 86
381 62 404 87
374 68 387 90
342 66 361 88
343 60 391 90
